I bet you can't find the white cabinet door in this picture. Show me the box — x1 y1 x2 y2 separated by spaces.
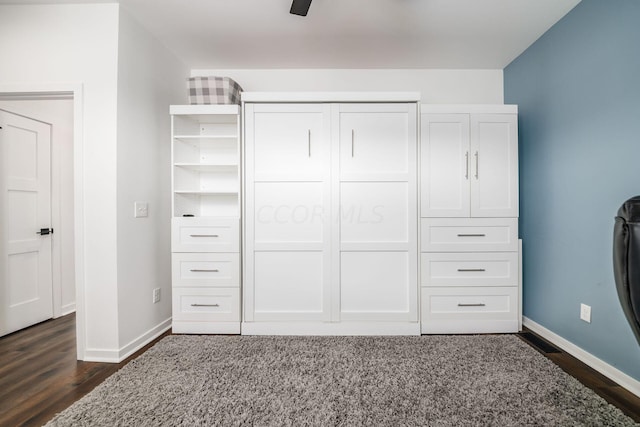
244 103 332 322
421 114 470 217
470 114 518 217
337 104 418 321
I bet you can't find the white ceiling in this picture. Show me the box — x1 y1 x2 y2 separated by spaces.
1 0 582 69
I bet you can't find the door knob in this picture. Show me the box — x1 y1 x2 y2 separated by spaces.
36 228 54 235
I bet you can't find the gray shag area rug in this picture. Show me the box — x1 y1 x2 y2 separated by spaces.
46 334 638 426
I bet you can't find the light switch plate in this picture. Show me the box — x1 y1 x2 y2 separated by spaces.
580 303 591 323
134 201 149 218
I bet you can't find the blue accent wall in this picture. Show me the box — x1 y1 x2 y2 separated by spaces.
504 0 640 380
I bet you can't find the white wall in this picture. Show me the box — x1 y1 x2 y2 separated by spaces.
0 4 121 357
191 69 504 104
0 99 75 316
116 8 188 356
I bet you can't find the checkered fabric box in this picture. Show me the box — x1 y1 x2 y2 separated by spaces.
187 76 243 105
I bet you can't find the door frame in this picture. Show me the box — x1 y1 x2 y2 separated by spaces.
0 83 85 360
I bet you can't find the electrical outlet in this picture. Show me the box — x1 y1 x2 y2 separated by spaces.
153 288 161 304
580 303 591 323
134 201 149 218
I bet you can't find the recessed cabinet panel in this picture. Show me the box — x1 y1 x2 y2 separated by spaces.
340 182 408 246
251 105 329 180
254 182 325 245
421 115 470 217
253 251 327 320
340 252 411 319
339 108 410 177
470 114 518 217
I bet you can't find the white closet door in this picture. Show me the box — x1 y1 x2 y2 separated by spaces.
420 114 470 217
470 114 519 218
244 103 332 321
334 103 418 321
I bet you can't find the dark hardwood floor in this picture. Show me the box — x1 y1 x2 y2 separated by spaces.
0 314 169 427
518 330 640 423
1 315 639 426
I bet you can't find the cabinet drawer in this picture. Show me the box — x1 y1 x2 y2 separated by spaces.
172 287 240 322
172 217 239 252
421 218 517 252
172 253 239 287
421 252 517 287
421 287 518 334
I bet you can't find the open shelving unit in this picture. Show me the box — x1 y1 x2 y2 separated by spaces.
170 104 241 334
171 105 240 218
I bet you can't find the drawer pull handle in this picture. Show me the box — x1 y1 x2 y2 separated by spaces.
191 303 220 307
190 269 219 273
457 268 486 272
457 233 486 237
458 303 486 307
190 234 219 237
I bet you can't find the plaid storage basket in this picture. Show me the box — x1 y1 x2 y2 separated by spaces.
188 76 243 105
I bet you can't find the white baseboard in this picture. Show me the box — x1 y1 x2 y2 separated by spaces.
83 317 171 363
523 316 640 398
60 303 76 317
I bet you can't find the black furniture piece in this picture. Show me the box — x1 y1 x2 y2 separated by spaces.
613 196 640 345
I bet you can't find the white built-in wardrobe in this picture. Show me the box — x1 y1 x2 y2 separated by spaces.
242 93 420 335
170 93 520 336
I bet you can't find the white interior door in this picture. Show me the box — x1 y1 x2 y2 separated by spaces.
0 110 53 336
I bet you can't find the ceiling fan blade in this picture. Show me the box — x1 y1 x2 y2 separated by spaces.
290 0 312 16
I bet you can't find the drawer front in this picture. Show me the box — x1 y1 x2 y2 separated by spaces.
421 218 517 252
421 252 518 287
421 287 518 333
172 253 240 287
172 217 239 252
172 287 240 322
